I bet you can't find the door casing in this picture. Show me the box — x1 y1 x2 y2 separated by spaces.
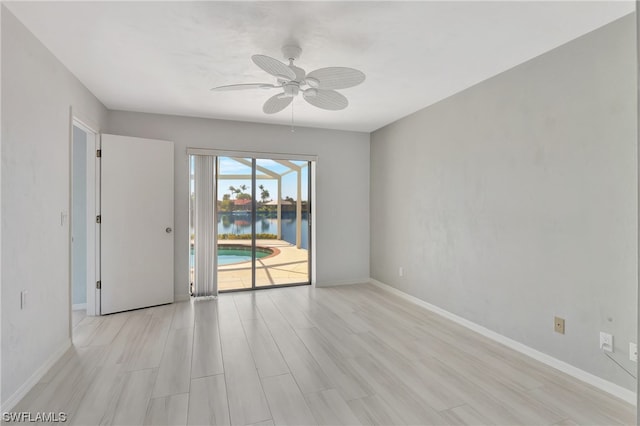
69 116 99 319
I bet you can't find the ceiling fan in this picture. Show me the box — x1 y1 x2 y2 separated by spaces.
211 45 365 114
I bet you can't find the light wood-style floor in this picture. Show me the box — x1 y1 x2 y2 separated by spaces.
14 283 635 425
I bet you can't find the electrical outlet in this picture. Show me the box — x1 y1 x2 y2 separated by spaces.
399 267 404 277
554 317 565 334
630 343 637 362
599 332 613 352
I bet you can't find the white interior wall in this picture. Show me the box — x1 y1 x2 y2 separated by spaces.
371 14 637 391
1 4 4 411
1 7 108 407
637 3 640 415
106 111 370 299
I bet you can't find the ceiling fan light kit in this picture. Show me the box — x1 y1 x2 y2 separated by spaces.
211 45 365 115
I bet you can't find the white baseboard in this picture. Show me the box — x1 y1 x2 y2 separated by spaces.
369 278 637 406
72 303 86 311
0 339 72 412
316 278 370 287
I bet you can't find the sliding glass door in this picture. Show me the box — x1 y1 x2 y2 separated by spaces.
190 153 311 293
254 159 310 288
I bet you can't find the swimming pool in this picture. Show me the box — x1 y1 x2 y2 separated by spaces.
189 244 276 267
217 245 273 266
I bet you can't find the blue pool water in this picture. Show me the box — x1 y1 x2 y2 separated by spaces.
217 246 271 265
218 254 251 265
190 245 273 267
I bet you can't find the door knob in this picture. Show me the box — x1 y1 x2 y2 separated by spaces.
166 227 172 233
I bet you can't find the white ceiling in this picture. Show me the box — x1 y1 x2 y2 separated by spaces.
5 1 635 132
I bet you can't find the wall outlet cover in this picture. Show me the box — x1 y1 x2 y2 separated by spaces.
554 317 565 334
599 332 613 352
630 342 637 362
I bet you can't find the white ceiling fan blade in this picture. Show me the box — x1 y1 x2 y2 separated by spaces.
303 89 348 111
306 67 365 90
252 55 296 81
210 83 276 91
263 93 293 114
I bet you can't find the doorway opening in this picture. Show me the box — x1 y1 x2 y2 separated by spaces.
189 153 313 293
70 118 98 327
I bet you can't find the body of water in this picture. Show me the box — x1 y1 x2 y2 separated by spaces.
218 211 309 250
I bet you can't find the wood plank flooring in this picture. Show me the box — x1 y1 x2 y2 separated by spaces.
13 283 636 425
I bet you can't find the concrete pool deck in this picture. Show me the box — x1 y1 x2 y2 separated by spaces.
217 239 309 290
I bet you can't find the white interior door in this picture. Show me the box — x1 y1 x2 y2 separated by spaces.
101 134 174 314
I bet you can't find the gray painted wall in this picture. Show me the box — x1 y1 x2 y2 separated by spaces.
637 1 639 416
1 8 107 406
371 14 637 391
106 111 370 298
72 126 87 306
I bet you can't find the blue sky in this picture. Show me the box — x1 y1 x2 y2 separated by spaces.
190 156 309 201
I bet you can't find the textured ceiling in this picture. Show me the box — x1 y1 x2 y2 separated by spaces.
5 1 635 132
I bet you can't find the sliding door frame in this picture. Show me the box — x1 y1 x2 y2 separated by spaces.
187 148 317 291
251 158 257 290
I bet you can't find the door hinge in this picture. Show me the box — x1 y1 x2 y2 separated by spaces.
96 215 101 224
96 281 101 289
96 149 102 158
